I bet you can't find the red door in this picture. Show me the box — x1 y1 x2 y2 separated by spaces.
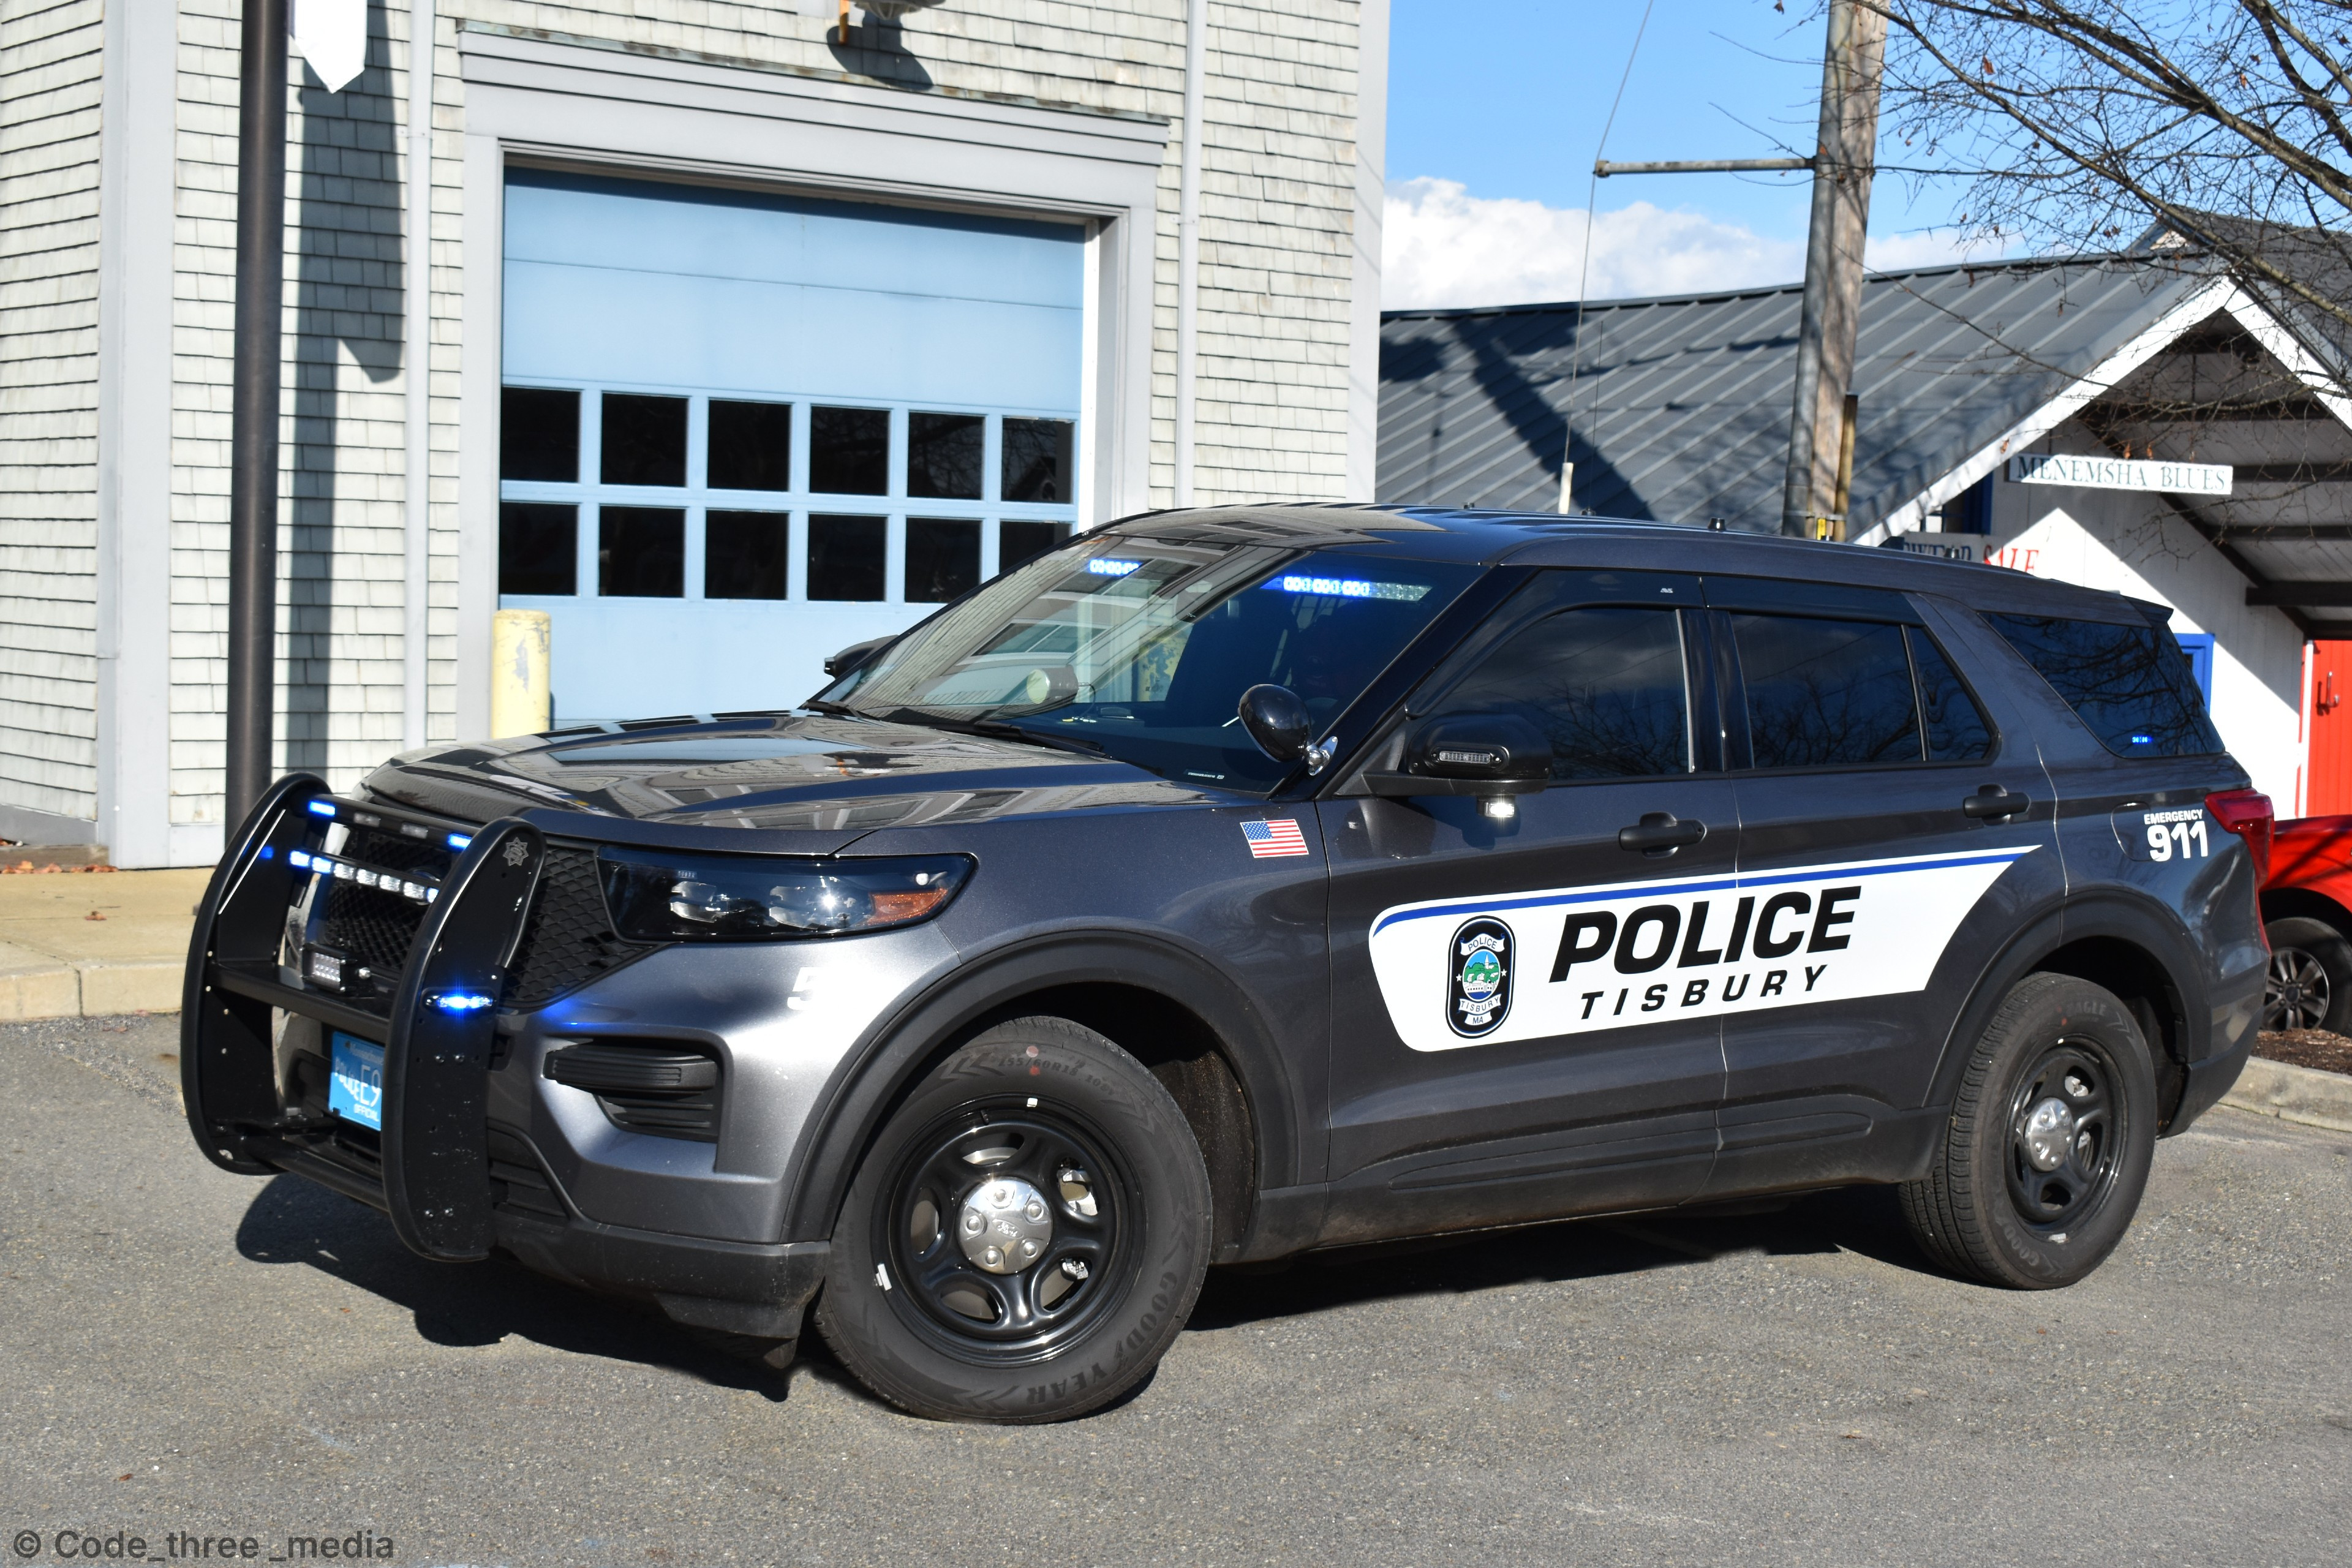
2309 641 2352 816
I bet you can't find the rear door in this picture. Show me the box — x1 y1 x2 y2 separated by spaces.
1318 570 1736 1245
1702 579 2064 1197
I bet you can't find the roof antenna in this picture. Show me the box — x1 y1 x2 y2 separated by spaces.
1561 0 1659 514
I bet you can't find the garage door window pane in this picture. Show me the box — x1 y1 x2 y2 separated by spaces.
601 393 687 486
500 503 577 595
1003 418 1073 502
908 518 979 603
1735 614 1921 767
1001 520 1071 572
708 399 792 491
600 506 684 597
1433 606 1691 779
908 412 983 499
810 407 889 495
1907 627 1993 761
706 510 790 600
502 388 578 481
809 514 886 601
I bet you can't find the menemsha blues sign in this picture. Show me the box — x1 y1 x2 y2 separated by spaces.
2007 452 2234 496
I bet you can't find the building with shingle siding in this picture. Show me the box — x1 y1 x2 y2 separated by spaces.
0 0 1390 864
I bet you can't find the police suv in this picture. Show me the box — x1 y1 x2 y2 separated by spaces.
183 507 2266 1422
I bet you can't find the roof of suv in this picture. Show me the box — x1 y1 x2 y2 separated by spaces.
1099 504 2159 625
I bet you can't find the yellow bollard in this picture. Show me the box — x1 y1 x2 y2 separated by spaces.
489 608 552 737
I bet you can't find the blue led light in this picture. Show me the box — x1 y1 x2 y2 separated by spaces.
259 846 275 860
289 850 312 869
1267 574 1430 602
428 991 494 1014
447 833 472 851
1085 559 1141 577
2129 733 2155 745
306 800 336 818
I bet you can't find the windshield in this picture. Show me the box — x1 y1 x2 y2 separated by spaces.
820 535 1480 792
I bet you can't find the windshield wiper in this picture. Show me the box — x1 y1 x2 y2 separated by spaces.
872 707 1108 758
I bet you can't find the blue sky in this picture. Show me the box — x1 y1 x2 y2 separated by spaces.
1380 1 1982 309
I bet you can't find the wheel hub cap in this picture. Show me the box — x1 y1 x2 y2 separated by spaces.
2022 1097 2077 1172
958 1177 1052 1273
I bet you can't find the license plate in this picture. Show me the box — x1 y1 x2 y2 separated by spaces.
328 1031 385 1131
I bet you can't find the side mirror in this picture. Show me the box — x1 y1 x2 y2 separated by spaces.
824 635 894 679
1237 684 1312 763
1365 714 1551 819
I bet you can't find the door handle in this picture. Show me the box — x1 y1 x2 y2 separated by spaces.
1962 785 2030 820
1618 812 1708 854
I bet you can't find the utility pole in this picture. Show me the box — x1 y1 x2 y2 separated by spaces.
228 0 288 828
1590 0 1887 539
1780 0 1885 540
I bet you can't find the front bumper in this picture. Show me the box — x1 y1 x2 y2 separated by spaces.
181 776 835 1338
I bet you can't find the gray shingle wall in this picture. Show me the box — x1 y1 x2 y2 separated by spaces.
0 0 105 821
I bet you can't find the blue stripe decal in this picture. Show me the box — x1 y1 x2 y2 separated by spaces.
1368 847 2036 938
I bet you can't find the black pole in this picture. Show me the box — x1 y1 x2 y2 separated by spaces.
228 0 287 827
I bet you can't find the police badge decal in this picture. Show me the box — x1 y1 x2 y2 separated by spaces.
1447 917 1513 1038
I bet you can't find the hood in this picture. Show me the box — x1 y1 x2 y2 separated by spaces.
361 712 1218 851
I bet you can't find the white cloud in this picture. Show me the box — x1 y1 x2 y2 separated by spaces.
1380 177 2005 312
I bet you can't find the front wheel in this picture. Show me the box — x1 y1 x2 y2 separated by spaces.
814 1016 1212 1422
1899 973 2157 1289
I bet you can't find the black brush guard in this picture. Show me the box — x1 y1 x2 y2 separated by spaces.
181 774 545 1262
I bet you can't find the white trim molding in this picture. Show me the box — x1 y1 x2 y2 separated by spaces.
454 28 1170 725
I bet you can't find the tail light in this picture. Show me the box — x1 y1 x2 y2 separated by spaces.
2206 790 2274 881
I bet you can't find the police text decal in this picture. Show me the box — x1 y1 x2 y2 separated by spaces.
1367 847 2035 1052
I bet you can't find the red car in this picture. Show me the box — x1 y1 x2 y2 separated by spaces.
2263 814 2352 1031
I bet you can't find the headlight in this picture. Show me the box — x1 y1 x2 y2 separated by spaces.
598 850 973 941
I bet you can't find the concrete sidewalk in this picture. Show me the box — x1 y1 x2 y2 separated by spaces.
0 867 209 1019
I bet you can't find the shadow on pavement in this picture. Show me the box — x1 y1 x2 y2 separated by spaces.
234 1175 795 1401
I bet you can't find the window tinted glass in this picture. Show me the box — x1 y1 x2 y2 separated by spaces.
1986 613 2223 757
908 413 983 499
1735 614 1921 767
705 510 788 600
501 388 578 481
1003 418 1074 502
499 502 575 595
598 507 683 597
707 400 791 491
810 407 889 495
809 514 886 601
599 394 686 486
907 518 979 603
1433 606 1691 779
1907 625 1992 761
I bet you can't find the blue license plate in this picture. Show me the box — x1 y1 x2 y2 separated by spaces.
328 1031 385 1131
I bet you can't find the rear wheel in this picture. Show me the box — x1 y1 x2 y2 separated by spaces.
2261 916 2352 1033
815 1017 1212 1422
1900 973 2157 1289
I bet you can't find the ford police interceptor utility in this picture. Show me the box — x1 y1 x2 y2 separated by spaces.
183 507 2267 1422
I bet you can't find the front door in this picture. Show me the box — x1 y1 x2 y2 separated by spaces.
1701 582 2065 1197
1319 572 1735 1246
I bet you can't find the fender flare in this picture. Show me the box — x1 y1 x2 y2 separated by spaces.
777 930 1303 1250
1923 889 2211 1120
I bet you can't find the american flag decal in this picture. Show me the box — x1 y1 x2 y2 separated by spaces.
1240 818 1310 858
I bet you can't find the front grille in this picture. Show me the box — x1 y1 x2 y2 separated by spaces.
316 880 428 1003
502 846 658 1010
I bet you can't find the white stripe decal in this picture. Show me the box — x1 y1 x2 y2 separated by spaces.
1371 846 2038 1053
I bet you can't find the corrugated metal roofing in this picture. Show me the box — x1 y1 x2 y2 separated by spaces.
1378 255 2211 533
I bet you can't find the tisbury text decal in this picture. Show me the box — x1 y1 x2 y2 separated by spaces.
1368 846 2037 1053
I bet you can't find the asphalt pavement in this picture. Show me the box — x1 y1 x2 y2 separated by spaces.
4 1012 2348 1567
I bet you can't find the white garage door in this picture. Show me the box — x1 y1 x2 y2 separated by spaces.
496 168 1084 723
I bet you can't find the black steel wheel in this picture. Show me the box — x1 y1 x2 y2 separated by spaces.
2261 917 2352 1033
1900 972 2157 1289
816 1016 1212 1422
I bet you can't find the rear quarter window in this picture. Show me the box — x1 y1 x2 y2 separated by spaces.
1986 613 2223 758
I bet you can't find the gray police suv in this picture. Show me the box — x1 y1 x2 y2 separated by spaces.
184 507 2266 1422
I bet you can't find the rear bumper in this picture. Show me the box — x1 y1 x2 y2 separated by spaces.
2172 1020 2255 1134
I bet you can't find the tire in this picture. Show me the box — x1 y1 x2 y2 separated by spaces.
813 1016 1212 1422
2261 916 2352 1033
1899 973 2158 1289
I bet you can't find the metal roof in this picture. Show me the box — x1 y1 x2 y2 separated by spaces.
1378 255 2209 533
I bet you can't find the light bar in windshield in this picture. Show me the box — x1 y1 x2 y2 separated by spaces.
1267 574 1430 602
1085 558 1142 577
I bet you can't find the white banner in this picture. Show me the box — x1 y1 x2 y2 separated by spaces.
2007 452 2233 496
1368 846 2038 1052
292 0 368 94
